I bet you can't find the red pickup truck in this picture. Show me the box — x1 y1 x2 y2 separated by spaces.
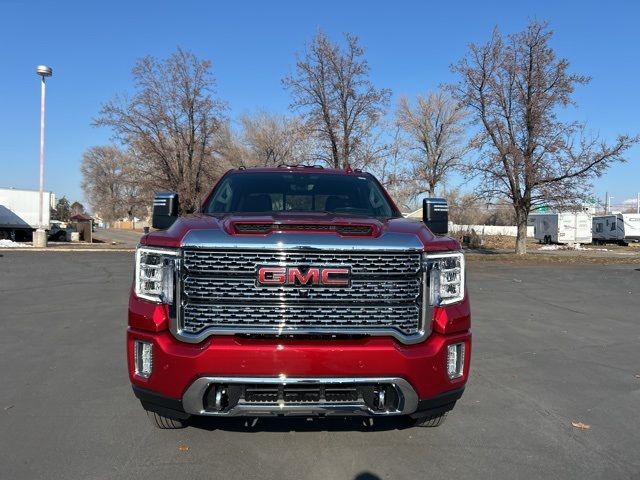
128 166 470 428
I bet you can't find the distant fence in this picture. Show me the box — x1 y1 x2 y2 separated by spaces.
450 223 534 237
109 220 151 230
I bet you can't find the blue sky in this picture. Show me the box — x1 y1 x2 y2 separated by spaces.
1 0 639 209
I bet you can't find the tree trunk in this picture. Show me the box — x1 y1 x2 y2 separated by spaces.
515 209 528 254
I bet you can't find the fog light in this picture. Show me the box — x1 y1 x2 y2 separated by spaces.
447 343 464 379
134 341 153 378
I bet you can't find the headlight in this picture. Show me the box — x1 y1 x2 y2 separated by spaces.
135 247 178 303
424 252 465 306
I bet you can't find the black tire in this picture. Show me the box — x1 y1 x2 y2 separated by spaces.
146 410 188 429
403 412 448 428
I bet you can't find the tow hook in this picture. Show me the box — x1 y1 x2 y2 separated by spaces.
373 385 388 412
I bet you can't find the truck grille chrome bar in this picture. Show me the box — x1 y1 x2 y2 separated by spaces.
183 250 421 276
175 249 428 344
182 304 420 335
183 277 421 302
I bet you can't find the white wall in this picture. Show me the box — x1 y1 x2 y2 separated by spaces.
450 223 535 237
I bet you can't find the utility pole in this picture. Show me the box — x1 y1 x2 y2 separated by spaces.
34 65 53 248
637 192 639 214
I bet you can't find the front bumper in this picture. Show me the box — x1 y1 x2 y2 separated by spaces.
133 383 465 420
128 329 471 418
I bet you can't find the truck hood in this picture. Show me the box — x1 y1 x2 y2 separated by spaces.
141 212 459 252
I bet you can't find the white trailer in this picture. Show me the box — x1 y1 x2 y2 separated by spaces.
0 188 55 240
528 212 592 245
592 213 640 245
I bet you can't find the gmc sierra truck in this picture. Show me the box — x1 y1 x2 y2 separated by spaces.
128 166 470 429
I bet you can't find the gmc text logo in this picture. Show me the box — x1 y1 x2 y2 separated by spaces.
257 266 350 287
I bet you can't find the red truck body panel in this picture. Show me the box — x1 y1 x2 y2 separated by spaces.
128 328 470 401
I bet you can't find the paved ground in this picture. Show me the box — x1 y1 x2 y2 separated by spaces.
93 228 144 248
0 252 638 479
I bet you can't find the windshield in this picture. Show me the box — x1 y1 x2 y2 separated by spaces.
203 172 397 218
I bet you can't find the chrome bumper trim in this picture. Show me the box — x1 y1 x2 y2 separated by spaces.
172 325 429 345
182 376 420 417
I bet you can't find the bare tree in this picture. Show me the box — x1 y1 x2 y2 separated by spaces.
368 126 417 212
396 91 468 197
451 21 638 253
95 48 227 213
384 171 419 213
239 112 312 166
70 201 86 217
282 31 391 168
80 145 146 222
440 188 486 226
211 121 249 170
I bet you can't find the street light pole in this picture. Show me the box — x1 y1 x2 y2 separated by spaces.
34 65 52 247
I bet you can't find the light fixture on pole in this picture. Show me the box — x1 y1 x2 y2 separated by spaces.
34 65 53 248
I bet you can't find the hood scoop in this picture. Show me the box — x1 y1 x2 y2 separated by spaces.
231 222 376 237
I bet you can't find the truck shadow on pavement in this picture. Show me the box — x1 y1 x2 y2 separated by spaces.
188 415 411 432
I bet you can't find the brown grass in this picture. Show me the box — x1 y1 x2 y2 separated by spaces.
466 252 640 265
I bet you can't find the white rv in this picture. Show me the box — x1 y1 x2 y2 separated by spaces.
528 212 592 244
592 213 640 245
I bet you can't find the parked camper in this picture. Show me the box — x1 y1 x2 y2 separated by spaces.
0 188 55 241
592 213 640 245
528 212 592 244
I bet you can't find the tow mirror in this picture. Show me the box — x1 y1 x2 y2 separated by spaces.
423 198 449 235
152 192 179 230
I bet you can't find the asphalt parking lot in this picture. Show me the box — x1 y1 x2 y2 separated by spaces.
0 252 638 479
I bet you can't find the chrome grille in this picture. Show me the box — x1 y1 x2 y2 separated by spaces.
177 249 425 343
243 384 359 404
183 250 421 275
183 277 420 302
182 304 420 335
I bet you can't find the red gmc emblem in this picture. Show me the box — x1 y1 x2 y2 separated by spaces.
257 266 350 287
